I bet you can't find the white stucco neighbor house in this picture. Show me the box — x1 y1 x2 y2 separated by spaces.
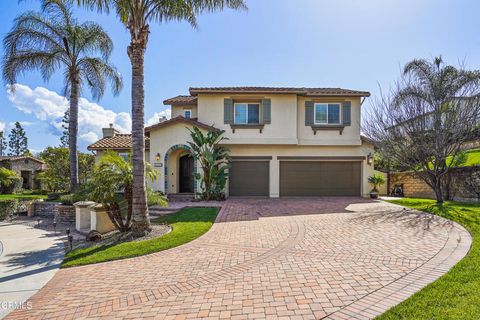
88 86 375 198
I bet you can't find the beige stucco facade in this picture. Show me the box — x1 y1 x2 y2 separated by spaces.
90 88 374 198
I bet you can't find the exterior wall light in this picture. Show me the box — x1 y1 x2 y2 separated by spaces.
155 153 161 161
367 153 373 166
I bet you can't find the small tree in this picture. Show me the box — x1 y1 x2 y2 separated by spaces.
0 131 7 156
8 122 28 156
0 167 20 194
188 127 230 200
365 57 480 203
86 151 158 232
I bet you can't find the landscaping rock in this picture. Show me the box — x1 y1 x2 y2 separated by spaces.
86 230 102 242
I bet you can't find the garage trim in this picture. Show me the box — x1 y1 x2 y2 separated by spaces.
277 156 366 160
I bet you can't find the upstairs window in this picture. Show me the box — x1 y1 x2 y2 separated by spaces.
315 103 340 125
184 110 192 119
118 152 129 162
234 103 260 124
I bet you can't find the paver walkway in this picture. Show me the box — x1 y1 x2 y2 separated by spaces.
7 198 471 320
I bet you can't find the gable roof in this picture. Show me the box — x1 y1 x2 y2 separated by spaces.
87 134 151 151
145 116 220 133
0 156 45 164
188 87 371 97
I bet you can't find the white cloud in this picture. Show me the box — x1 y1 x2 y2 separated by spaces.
0 121 5 132
146 109 172 126
7 84 132 145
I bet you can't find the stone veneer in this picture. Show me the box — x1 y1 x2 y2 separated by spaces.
28 201 57 218
53 205 75 224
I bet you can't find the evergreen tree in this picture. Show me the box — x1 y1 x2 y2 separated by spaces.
8 122 28 156
0 131 7 156
60 109 69 148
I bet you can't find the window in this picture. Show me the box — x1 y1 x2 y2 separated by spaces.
118 152 129 161
234 103 260 124
314 103 340 124
184 110 192 119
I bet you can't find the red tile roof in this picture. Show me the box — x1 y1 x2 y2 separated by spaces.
0 156 44 164
87 134 150 151
145 116 219 132
163 95 197 105
188 87 371 97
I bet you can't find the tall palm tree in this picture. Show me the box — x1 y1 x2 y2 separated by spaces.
3 0 122 192
75 0 247 236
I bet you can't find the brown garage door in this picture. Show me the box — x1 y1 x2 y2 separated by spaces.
229 161 269 196
280 161 361 196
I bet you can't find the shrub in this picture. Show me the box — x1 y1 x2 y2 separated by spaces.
0 167 21 194
147 188 168 207
0 199 19 220
368 173 386 193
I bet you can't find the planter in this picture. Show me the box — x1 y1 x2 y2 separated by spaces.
369 192 379 199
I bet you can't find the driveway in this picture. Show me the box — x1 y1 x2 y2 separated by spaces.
7 198 471 320
0 222 64 319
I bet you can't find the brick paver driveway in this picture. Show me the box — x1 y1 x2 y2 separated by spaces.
8 198 471 320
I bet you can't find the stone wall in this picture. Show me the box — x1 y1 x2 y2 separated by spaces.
389 166 480 202
28 201 57 218
53 205 75 224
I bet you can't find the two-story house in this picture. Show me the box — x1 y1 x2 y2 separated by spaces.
88 87 374 198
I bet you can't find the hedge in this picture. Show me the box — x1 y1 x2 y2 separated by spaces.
0 199 20 221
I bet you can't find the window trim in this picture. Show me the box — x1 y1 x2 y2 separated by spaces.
234 102 261 125
314 103 341 125
183 109 192 119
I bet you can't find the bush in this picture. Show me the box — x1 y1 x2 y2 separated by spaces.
0 167 21 194
0 199 19 220
147 188 168 207
58 190 88 205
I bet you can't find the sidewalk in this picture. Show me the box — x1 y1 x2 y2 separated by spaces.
0 221 64 319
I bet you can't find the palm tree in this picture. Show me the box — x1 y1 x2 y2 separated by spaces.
3 0 122 192
87 151 158 232
75 0 247 236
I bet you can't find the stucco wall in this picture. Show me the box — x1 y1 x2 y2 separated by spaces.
171 105 198 118
197 93 299 144
296 96 362 145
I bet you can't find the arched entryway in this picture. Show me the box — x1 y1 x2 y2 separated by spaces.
164 144 197 195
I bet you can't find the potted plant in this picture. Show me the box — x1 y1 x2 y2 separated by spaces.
368 173 385 199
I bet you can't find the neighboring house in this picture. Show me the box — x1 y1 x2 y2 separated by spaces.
88 87 375 198
0 156 45 190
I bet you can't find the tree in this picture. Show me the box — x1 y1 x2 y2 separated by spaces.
60 109 70 148
0 131 7 156
38 146 95 192
0 167 20 194
75 0 246 236
188 127 230 200
365 57 480 203
8 122 28 156
86 151 158 232
3 0 122 192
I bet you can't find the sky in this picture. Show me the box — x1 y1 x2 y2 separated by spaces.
0 0 479 153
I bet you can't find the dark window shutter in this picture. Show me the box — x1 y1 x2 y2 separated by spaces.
343 101 351 126
262 99 271 124
305 101 314 126
224 98 233 124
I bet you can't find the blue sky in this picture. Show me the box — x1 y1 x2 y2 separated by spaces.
0 0 479 152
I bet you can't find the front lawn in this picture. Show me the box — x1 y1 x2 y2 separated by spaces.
0 194 47 200
378 198 479 320
62 207 219 268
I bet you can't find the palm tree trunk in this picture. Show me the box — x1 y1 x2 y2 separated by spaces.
128 42 150 236
69 76 79 192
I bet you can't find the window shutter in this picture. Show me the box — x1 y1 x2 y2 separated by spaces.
262 99 271 124
305 101 314 126
343 101 351 126
224 98 233 124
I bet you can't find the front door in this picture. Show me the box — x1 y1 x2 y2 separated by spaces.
179 154 194 193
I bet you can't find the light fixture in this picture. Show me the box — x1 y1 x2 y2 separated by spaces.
367 153 373 166
155 153 161 161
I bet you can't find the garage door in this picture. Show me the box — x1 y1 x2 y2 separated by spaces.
280 161 361 196
229 161 269 196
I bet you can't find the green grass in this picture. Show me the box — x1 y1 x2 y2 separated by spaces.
462 148 480 167
377 198 480 320
62 207 219 268
0 194 47 200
